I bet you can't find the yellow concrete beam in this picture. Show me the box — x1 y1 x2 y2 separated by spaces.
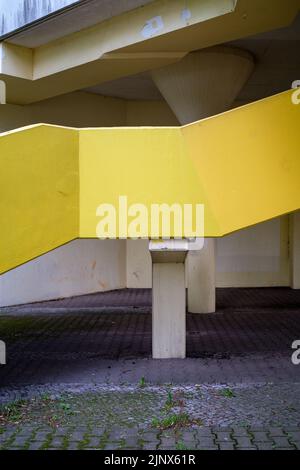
0 125 79 274
1 0 299 104
0 89 299 273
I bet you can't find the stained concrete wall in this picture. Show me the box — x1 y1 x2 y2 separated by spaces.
0 0 77 36
290 211 300 289
216 217 290 287
0 92 178 132
0 239 126 306
127 217 290 289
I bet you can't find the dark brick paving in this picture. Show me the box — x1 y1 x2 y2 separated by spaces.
7 286 300 311
1 287 300 450
0 288 300 386
1 424 300 450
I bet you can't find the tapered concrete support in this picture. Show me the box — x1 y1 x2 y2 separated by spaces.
152 46 254 124
150 240 188 359
290 211 300 290
152 46 254 312
187 239 216 313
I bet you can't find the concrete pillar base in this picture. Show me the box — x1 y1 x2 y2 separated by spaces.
150 240 188 359
152 263 186 359
187 238 216 313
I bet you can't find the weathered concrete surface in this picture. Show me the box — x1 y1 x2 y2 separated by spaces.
1 288 300 449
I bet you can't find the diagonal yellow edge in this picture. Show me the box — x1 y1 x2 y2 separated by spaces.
0 89 300 274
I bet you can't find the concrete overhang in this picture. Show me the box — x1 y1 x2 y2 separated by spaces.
0 0 299 105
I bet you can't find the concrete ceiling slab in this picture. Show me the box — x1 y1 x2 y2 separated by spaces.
3 0 156 47
85 11 300 105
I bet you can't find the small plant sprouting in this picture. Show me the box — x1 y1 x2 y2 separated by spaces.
220 388 235 398
139 376 146 388
151 412 202 430
176 441 188 450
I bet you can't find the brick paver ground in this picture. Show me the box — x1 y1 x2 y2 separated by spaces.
0 287 300 450
1 424 300 450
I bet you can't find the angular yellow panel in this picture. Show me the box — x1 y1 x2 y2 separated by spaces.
0 89 299 274
0 125 79 274
183 90 300 235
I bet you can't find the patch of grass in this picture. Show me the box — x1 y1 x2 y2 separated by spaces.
286 405 297 412
176 441 188 450
164 390 185 411
152 412 202 430
0 399 28 424
139 376 146 388
220 388 235 398
59 401 73 415
165 391 174 408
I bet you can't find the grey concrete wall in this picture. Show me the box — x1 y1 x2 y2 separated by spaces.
0 0 78 36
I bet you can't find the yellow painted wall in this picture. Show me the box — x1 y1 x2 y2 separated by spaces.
183 90 300 235
79 126 216 237
0 125 79 274
1 89 300 274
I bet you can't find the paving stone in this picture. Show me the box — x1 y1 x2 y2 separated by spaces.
197 437 216 447
194 427 214 437
142 443 157 450
236 446 257 450
142 432 159 442
287 431 300 441
66 443 80 450
234 436 254 448
215 431 233 442
35 431 53 441
160 438 176 448
10 435 30 446
272 436 294 449
89 428 105 437
256 442 275 450
123 438 140 448
218 442 236 450
232 427 251 436
197 445 218 450
69 431 86 441
290 440 300 449
86 436 101 447
50 437 65 448
268 427 287 437
251 431 270 442
27 442 44 450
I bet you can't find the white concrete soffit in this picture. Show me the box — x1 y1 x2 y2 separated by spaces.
0 0 299 104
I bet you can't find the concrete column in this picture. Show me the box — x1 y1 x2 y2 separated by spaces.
290 211 300 289
150 240 188 358
187 239 216 313
152 46 254 313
